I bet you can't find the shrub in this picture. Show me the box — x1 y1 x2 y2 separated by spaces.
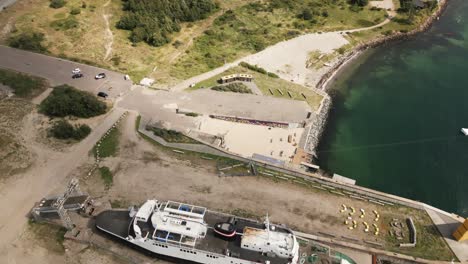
70 7 81 15
8 32 48 53
50 16 79 31
40 84 107 118
0 69 47 98
50 0 66 9
49 120 91 140
212 83 252 94
297 9 313 21
267 72 279 78
239 62 278 78
146 126 198 143
239 62 267 74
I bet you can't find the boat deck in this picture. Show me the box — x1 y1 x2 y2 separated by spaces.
95 209 294 264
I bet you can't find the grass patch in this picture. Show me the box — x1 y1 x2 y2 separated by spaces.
95 126 120 158
99 166 113 189
229 208 260 220
306 49 341 69
382 209 457 261
212 82 252 93
50 15 79 31
189 66 323 111
49 120 91 141
28 220 67 254
0 68 48 98
40 84 107 118
146 126 199 144
110 199 130 209
170 1 386 79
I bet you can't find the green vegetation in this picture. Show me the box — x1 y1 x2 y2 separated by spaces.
189 66 324 111
40 85 107 118
212 82 252 94
110 199 130 208
95 127 120 158
99 166 113 189
383 210 457 261
70 7 81 15
49 120 91 141
350 0 369 7
8 32 48 53
50 15 79 31
49 0 66 9
117 0 218 46
0 68 48 98
171 0 386 79
185 112 199 117
239 62 279 78
28 220 67 254
146 126 199 144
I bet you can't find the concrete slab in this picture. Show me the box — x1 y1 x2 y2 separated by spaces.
425 207 468 262
198 116 303 161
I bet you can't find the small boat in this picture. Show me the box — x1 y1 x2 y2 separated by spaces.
461 128 468 136
213 217 237 238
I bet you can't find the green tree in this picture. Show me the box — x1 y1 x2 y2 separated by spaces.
50 120 91 140
117 0 217 46
40 84 107 118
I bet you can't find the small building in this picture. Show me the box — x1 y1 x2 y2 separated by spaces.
219 73 253 84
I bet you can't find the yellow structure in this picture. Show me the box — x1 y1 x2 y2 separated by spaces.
453 218 468 242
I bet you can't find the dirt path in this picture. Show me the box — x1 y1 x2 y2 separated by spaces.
103 0 113 61
0 108 125 262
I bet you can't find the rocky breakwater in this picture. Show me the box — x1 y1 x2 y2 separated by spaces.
302 88 332 158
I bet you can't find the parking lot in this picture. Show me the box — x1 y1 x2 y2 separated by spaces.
0 45 132 99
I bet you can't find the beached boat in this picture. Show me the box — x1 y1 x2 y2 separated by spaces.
96 200 300 264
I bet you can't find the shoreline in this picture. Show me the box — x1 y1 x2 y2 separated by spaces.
317 0 449 92
308 0 450 159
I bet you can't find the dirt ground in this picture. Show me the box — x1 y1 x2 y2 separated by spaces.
0 98 35 180
81 112 417 245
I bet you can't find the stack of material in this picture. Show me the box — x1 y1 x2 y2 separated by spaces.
453 218 468 242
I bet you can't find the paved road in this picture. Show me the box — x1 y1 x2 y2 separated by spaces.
0 0 16 11
0 45 132 99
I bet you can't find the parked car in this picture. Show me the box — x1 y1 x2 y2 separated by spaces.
95 73 106 79
72 68 81 74
97 92 108 98
72 73 84 79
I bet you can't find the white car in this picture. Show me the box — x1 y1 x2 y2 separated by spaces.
72 68 81 74
95 73 106 79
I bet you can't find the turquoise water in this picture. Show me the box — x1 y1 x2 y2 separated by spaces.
319 0 468 216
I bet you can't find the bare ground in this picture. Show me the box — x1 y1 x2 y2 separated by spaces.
81 112 422 244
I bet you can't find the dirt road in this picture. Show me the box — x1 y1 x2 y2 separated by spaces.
0 107 125 262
